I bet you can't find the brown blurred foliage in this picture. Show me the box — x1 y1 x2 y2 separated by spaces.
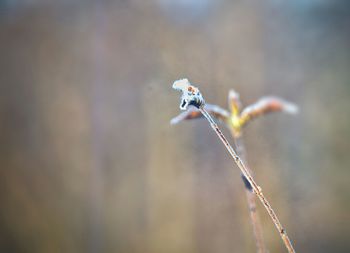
0 0 349 252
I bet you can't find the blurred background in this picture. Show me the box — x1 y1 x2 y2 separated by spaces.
0 0 349 252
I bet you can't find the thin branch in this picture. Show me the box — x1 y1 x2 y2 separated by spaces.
200 108 295 253
172 79 296 253
233 135 267 253
171 105 266 253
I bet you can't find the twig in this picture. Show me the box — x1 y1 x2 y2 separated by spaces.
171 105 267 253
227 89 267 253
172 79 296 253
233 136 267 253
200 107 295 253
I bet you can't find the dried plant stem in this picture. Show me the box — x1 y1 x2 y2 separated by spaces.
233 134 266 253
199 108 295 253
245 190 266 253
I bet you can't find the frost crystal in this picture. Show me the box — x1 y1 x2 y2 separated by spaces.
172 78 205 110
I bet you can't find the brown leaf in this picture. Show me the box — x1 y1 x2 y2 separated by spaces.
240 97 298 127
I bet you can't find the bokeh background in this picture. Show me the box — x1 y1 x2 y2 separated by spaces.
1 0 350 252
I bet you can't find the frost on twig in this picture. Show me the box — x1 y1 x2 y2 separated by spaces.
171 79 297 253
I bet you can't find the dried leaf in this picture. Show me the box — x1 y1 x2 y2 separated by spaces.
240 97 298 127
